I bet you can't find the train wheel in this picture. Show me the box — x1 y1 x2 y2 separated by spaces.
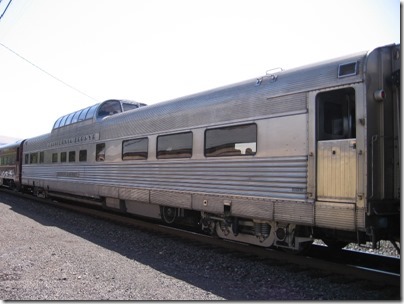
161 206 177 224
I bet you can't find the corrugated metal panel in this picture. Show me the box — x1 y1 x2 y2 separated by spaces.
101 91 308 139
22 156 308 202
315 201 356 230
84 157 308 200
99 185 118 197
23 133 52 151
356 208 365 229
150 190 192 209
231 198 274 220
274 201 314 224
192 194 227 214
21 53 367 154
20 52 367 154
119 187 149 203
317 139 357 202
97 53 366 140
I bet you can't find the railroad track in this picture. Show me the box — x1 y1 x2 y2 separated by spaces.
0 188 400 288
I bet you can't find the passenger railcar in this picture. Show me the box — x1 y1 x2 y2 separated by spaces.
14 44 402 251
0 140 23 189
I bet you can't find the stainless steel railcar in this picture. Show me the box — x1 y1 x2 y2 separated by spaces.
20 44 400 251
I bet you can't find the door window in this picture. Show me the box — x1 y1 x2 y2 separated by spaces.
317 88 356 140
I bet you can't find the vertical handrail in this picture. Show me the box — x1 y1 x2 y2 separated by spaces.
369 135 378 199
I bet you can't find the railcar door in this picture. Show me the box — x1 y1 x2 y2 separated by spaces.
316 88 357 202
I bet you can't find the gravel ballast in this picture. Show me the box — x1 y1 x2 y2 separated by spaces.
0 192 400 300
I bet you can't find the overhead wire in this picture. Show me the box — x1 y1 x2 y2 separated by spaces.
0 42 98 101
0 0 97 102
0 0 12 21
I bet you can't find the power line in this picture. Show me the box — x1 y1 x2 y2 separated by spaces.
0 0 12 21
0 41 97 101
0 0 96 101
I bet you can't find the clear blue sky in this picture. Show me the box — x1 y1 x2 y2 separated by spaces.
0 0 400 139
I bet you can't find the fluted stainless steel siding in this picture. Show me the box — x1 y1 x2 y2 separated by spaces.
101 91 308 140
22 156 308 200
22 156 309 223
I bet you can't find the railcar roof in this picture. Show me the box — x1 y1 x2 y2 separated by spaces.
98 49 371 137
52 99 147 131
0 140 23 150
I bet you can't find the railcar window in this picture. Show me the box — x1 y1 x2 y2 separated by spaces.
205 124 257 157
71 111 81 124
59 115 68 128
122 138 148 160
30 153 38 164
79 150 87 162
39 152 44 164
69 151 76 162
53 117 63 129
61 152 67 163
52 153 58 163
85 105 98 120
123 102 147 111
317 88 356 140
78 108 90 121
0 154 16 165
157 132 192 159
97 100 122 119
24 154 29 164
122 103 139 111
65 113 75 125
96 143 105 162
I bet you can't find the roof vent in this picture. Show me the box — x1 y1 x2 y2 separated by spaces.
338 61 358 78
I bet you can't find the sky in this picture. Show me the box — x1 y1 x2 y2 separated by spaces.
0 0 400 140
